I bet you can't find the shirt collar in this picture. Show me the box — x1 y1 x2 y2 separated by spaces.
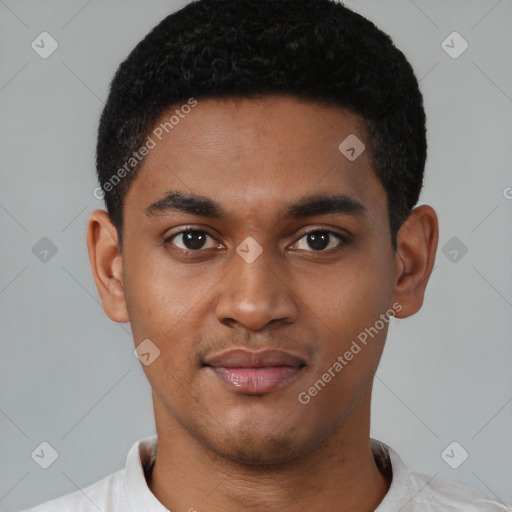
123 435 168 511
122 435 419 511
371 438 429 511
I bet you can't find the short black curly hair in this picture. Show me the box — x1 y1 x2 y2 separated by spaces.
96 0 426 248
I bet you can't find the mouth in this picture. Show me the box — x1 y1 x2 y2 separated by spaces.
202 348 306 395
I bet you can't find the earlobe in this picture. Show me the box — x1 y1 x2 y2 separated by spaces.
392 205 439 318
87 210 130 323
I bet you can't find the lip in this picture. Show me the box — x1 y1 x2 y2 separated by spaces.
203 349 306 395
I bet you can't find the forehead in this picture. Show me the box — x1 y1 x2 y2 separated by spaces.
124 96 386 220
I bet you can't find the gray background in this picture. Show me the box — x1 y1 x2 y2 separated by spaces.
1 0 511 510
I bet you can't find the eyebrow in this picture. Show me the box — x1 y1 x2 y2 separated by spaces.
145 190 366 219
145 190 224 217
285 193 366 218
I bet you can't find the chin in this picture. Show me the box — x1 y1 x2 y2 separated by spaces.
198 416 318 466
212 431 299 466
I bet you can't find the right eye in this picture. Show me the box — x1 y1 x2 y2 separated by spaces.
165 229 222 252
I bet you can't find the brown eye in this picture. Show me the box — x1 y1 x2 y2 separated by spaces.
293 230 349 252
167 230 219 251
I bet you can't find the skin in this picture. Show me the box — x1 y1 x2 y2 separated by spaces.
87 96 438 512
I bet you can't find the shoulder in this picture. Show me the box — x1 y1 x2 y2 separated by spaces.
415 472 511 512
372 440 511 512
21 436 158 512
21 469 125 512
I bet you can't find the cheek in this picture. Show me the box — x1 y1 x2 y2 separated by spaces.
122 242 208 336
122 250 229 396
305 260 391 325
295 269 390 418
299 251 394 365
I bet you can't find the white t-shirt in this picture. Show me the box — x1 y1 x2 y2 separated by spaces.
23 436 510 511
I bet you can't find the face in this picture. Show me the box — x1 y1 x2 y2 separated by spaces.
109 96 402 463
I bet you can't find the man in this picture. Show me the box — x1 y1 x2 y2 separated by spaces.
24 0 509 510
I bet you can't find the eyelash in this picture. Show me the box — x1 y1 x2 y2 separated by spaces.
164 227 351 254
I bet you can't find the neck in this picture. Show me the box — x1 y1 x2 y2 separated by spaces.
147 390 390 512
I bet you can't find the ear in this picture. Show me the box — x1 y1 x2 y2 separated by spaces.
392 205 439 318
87 210 129 323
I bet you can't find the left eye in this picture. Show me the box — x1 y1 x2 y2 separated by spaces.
168 230 219 251
292 231 347 252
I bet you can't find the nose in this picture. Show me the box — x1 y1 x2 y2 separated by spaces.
214 248 299 332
